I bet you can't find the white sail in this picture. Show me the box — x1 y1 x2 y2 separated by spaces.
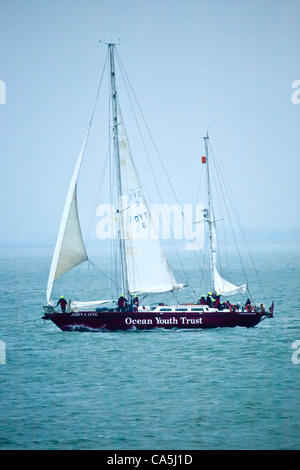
213 268 246 296
46 136 88 303
117 104 184 295
211 222 246 296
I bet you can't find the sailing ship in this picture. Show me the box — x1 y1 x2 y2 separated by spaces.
42 43 274 331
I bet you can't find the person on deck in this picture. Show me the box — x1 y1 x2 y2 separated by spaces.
133 295 139 312
117 295 128 313
197 295 206 305
206 294 212 308
245 298 251 312
56 296 67 313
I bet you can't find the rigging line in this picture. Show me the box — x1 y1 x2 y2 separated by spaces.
207 138 261 298
209 143 249 291
208 130 265 300
84 61 112 247
212 185 230 295
116 50 180 200
82 49 109 159
205 140 229 271
208 141 252 298
209 155 228 277
88 260 119 289
74 55 109 221
84 144 111 243
198 228 208 294
195 162 204 208
194 162 211 296
115 51 200 290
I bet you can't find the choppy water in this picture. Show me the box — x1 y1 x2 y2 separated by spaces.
0 245 299 450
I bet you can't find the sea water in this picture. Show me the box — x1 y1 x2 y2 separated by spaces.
0 244 299 450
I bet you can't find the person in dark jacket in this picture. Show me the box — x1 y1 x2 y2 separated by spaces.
206 294 212 307
56 296 67 313
117 295 128 312
133 295 139 311
215 294 221 308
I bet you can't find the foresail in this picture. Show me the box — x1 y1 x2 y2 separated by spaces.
117 103 184 295
46 137 88 303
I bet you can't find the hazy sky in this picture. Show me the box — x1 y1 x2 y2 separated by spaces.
0 0 299 246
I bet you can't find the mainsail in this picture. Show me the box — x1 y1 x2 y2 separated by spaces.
117 103 184 295
46 136 88 303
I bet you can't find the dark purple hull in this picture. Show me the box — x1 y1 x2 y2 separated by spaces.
43 310 269 332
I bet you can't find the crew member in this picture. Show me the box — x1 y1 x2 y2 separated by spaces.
56 296 67 313
133 295 139 312
117 295 128 313
245 298 251 312
198 295 206 305
206 294 212 308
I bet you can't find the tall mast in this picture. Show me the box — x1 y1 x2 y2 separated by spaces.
204 132 216 292
108 43 129 298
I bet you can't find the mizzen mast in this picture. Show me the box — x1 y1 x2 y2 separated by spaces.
203 132 216 292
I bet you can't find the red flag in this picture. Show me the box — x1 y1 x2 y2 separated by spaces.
201 156 206 164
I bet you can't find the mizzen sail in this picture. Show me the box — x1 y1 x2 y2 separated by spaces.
211 222 246 296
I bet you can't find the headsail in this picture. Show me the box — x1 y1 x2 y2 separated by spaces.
117 103 184 295
46 136 88 303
